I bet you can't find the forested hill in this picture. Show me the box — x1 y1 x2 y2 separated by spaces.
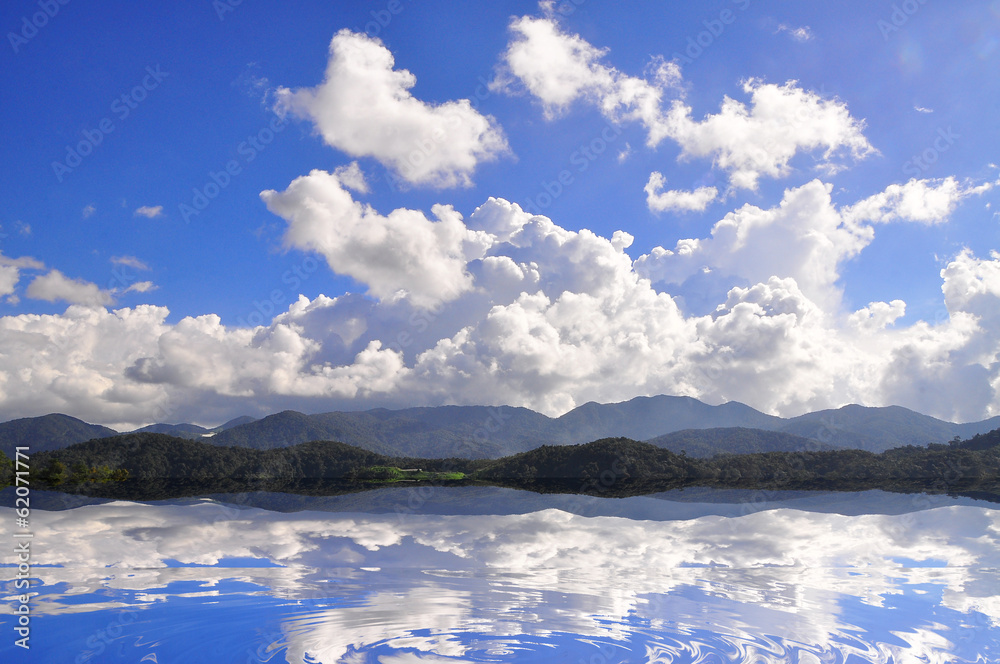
645 427 833 457
0 414 117 453
9 396 1000 458
25 432 479 483
11 428 1000 500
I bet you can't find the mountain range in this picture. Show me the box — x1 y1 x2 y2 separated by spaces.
4 395 1000 458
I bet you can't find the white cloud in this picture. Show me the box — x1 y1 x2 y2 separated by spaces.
664 79 876 189
914 105 934 114
1 182 999 426
82 204 96 218
0 251 44 297
111 255 151 271
274 30 509 188
494 15 680 144
777 24 814 42
644 172 718 212
134 205 164 219
848 300 907 333
844 177 991 225
26 270 114 307
123 281 157 294
635 179 873 310
261 167 493 308
494 14 875 189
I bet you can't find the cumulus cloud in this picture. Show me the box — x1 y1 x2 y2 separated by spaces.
0 180 998 426
134 205 164 219
494 14 875 189
0 251 44 298
261 166 493 308
644 172 718 213
843 177 992 225
493 15 680 142
635 179 873 310
664 79 876 189
25 270 114 307
274 30 509 188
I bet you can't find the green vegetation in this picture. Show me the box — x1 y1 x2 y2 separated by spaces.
0 449 13 488
355 465 466 482
19 427 1000 502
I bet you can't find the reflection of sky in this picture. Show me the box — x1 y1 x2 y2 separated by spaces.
1 498 998 663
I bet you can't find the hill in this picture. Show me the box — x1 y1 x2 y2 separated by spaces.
129 415 258 440
16 428 1000 500
646 427 834 457
10 396 1000 458
0 414 118 453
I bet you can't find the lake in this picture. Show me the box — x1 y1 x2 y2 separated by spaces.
2 486 998 663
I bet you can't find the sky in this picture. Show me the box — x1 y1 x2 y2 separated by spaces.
1 0 1000 429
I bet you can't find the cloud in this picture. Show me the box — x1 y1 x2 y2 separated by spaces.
644 172 718 212
134 205 164 219
111 256 151 271
914 105 934 114
777 24 814 42
0 251 44 297
494 14 875 189
493 15 681 142
123 281 157 294
274 30 509 188
82 204 96 218
635 179 873 310
843 177 991 225
664 79 876 189
261 166 493 308
25 270 114 306
1 182 999 427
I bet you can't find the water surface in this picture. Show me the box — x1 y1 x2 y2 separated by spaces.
2 487 998 662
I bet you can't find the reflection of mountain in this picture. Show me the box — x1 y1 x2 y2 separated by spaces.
7 396 1000 458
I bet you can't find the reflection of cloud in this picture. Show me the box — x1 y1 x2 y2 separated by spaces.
5 502 998 663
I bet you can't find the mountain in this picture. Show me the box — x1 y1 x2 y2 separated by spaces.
132 423 211 438
216 415 257 431
646 427 834 458
0 414 118 453
208 406 553 458
9 397 1000 458
774 405 1000 452
129 415 258 440
557 396 785 442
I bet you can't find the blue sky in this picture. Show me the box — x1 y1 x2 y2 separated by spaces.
1 0 999 428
